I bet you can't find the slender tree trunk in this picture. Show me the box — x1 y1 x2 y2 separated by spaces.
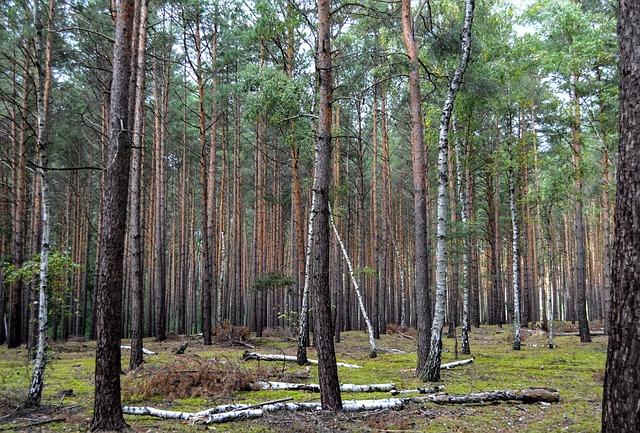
27 0 54 406
509 163 521 351
602 4 640 429
424 0 474 382
91 0 134 429
454 122 470 355
128 0 147 369
570 81 591 343
400 0 431 377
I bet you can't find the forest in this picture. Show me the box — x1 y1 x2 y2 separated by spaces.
0 0 638 431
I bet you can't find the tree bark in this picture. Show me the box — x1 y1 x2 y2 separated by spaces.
127 0 147 370
27 0 54 406
601 3 640 430
91 0 135 429
570 80 591 343
424 0 474 382
311 0 342 409
400 0 431 378
509 162 521 351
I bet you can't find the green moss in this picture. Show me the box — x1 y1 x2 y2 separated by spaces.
0 326 606 432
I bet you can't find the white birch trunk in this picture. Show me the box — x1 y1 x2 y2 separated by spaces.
121 345 157 355
391 239 407 327
27 0 53 407
329 206 377 356
296 190 317 364
123 388 558 423
243 351 362 368
440 358 473 369
124 398 406 423
390 385 445 395
425 0 475 382
509 167 521 350
217 230 226 323
251 381 395 392
453 120 470 355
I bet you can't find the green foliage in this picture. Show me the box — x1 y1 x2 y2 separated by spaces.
4 251 81 320
252 272 295 291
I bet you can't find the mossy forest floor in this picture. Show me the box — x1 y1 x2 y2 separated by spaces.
0 323 606 432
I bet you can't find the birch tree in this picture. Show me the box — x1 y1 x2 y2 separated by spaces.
424 0 475 383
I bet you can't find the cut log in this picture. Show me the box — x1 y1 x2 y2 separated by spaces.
441 358 473 369
414 388 560 404
390 385 445 395
242 351 362 369
251 381 396 392
121 345 157 355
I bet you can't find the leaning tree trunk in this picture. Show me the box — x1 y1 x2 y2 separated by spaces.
424 0 475 383
330 207 377 357
400 0 431 378
91 0 135 430
27 0 54 407
311 0 342 410
601 3 640 431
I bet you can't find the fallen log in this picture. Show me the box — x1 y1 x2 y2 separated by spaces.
251 381 396 392
123 397 403 422
203 398 405 423
555 331 605 337
390 385 445 395
123 397 295 420
242 351 362 369
121 345 157 355
414 387 560 405
441 358 474 369
122 388 559 424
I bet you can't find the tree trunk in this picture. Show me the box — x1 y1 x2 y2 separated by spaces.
91 0 135 429
330 207 377 357
509 164 521 351
27 0 54 406
312 0 342 410
454 121 470 355
570 81 591 343
601 3 640 430
400 0 431 378
127 0 147 370
424 0 474 382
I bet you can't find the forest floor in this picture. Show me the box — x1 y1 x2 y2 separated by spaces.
0 323 606 432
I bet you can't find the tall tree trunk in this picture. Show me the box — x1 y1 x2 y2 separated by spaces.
601 3 640 429
454 121 470 355
153 56 167 342
127 0 147 369
91 0 135 429
570 80 591 343
27 0 54 406
509 163 521 351
312 0 342 410
8 76 29 349
400 0 431 377
424 0 474 383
